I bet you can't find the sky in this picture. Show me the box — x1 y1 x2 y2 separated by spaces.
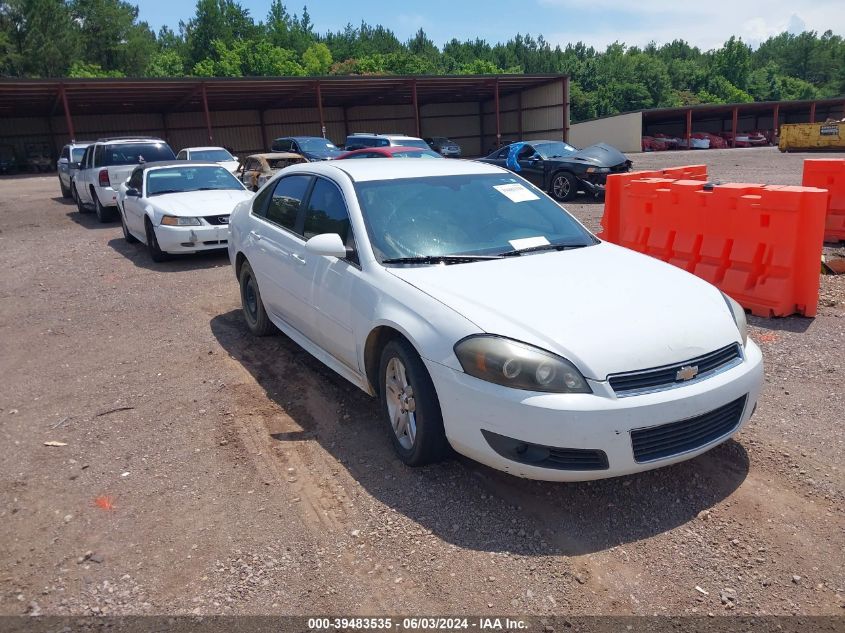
136 0 845 51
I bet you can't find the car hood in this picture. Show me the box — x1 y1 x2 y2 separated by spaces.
386 242 741 380
557 143 629 168
149 189 253 216
217 160 240 172
305 149 343 160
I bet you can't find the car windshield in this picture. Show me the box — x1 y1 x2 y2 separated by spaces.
190 149 234 161
103 143 175 166
394 139 430 150
146 166 243 196
356 173 597 263
71 148 87 162
533 141 577 159
297 138 339 152
393 150 443 159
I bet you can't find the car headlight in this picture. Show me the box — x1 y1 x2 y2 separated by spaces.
586 166 610 174
454 336 591 393
160 215 201 226
721 292 748 347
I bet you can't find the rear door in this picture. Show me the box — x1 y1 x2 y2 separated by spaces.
122 167 146 235
75 146 95 204
515 144 546 187
58 146 70 186
247 174 316 336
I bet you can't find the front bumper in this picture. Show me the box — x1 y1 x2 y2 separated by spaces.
154 224 230 254
426 340 763 482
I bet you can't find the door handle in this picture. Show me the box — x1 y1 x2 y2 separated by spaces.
249 230 262 241
291 253 307 265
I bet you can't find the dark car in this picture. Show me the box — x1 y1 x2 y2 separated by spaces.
336 146 443 160
270 136 342 161
478 140 632 201
424 136 462 157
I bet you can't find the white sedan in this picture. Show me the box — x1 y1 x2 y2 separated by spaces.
176 146 240 174
227 159 763 481
117 161 253 262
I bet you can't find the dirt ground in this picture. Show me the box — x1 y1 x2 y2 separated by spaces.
0 146 843 618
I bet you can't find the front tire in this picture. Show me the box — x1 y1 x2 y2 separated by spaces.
550 171 577 202
379 338 449 466
144 218 168 262
73 185 90 214
238 260 274 336
59 179 71 198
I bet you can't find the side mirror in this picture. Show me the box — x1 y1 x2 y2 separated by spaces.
305 233 348 258
71 161 82 169
529 155 542 162
125 187 140 197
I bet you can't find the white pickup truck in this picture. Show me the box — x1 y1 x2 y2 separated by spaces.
73 137 175 222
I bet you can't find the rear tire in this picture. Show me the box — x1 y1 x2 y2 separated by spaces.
73 185 90 214
378 338 449 466
239 260 274 336
549 171 577 202
145 218 168 262
120 206 138 243
94 191 114 223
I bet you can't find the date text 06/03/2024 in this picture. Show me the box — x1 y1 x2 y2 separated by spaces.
306 617 529 630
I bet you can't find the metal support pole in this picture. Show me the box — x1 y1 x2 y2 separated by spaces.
517 91 523 139
201 82 213 143
809 101 816 123
60 84 75 141
685 108 692 149
731 106 738 148
316 81 326 139
259 109 268 150
562 77 570 142
494 78 501 147
161 113 169 144
412 79 421 138
772 104 780 139
342 105 349 139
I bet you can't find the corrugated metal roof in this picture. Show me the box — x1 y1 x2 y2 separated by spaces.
0 75 567 117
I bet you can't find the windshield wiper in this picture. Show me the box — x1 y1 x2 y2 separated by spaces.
149 189 183 196
499 242 591 257
382 254 502 265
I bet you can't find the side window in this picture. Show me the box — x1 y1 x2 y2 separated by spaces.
128 169 143 191
276 140 292 152
303 178 352 242
265 175 311 232
494 147 510 159
291 142 300 153
61 147 70 160
376 138 390 147
518 145 536 160
93 145 105 167
176 150 187 160
81 146 92 168
251 184 274 217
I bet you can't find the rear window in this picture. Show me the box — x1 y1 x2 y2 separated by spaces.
394 139 430 150
101 142 174 166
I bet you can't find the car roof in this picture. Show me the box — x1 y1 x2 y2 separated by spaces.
134 160 222 171
66 141 94 148
273 136 323 141
183 146 230 152
343 146 434 156
247 152 303 160
285 157 507 182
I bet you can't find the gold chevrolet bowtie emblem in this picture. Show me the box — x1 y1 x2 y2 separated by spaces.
676 365 699 381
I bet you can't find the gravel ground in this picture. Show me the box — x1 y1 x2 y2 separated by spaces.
0 146 843 618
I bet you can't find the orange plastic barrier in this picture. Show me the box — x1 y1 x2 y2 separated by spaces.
802 159 845 243
601 165 707 243
604 178 828 317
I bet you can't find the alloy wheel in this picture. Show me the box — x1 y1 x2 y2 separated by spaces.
384 357 417 450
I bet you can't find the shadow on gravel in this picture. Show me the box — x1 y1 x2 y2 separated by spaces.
211 309 750 557
52 196 75 205
749 315 812 334
66 210 114 230
107 237 230 272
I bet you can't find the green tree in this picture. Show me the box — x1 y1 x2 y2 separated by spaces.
145 49 184 76
68 60 124 77
0 0 79 76
70 0 155 75
302 42 332 74
711 36 752 89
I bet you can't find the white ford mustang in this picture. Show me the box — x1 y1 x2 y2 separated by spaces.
227 159 763 481
117 161 253 262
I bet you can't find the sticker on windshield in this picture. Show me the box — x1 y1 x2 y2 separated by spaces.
509 236 550 250
493 183 540 202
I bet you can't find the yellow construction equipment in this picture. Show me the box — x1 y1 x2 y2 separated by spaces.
779 121 845 152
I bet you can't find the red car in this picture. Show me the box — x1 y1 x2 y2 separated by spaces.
336 146 444 160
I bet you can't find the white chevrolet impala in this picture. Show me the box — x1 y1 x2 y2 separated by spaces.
117 161 253 262
227 159 763 481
